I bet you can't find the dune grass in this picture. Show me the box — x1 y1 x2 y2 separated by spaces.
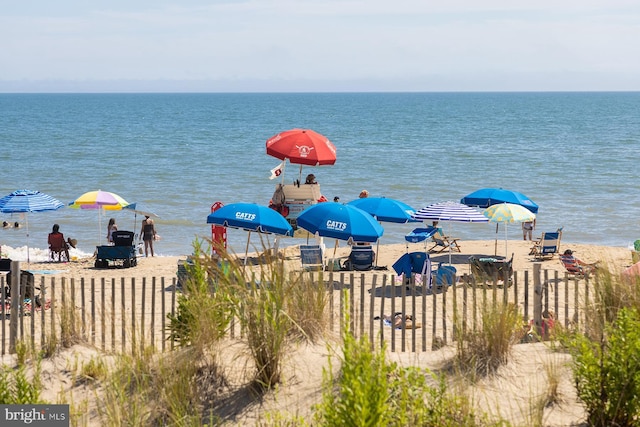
564 268 640 426
12 243 640 425
454 302 522 379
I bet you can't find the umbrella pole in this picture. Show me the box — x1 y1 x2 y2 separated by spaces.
375 239 380 267
494 223 498 256
505 224 509 258
244 232 251 268
448 223 453 265
26 214 30 264
97 209 102 248
281 161 287 184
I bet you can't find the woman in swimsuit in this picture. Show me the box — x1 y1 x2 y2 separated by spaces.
140 215 156 257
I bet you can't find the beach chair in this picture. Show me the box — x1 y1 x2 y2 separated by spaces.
468 254 514 287
559 254 593 279
342 245 375 271
530 228 563 260
4 269 36 301
428 229 461 253
300 244 324 271
392 251 432 288
48 232 70 262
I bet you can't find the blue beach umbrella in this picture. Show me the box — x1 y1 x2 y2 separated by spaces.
347 196 418 266
296 202 384 243
460 188 538 214
207 203 293 265
0 189 65 262
347 197 419 224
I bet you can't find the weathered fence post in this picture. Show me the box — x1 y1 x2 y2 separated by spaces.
8 260 20 353
533 263 543 338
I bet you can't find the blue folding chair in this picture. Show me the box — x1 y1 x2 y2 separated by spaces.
530 228 563 260
300 244 324 271
392 251 432 288
342 245 375 271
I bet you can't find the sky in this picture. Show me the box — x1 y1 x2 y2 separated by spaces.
1 1 640 92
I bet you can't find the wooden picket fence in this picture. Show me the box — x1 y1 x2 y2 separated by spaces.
1 262 589 356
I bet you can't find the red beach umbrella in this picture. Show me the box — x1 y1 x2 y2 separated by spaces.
266 128 337 166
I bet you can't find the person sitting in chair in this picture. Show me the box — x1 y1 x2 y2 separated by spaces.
305 173 317 184
48 223 70 262
560 249 598 275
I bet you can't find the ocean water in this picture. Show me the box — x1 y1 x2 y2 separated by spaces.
0 92 639 262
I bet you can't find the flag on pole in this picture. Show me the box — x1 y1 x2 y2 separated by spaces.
269 161 285 180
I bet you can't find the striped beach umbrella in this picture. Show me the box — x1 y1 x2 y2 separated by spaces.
0 190 64 214
411 201 488 264
411 201 489 223
0 190 65 262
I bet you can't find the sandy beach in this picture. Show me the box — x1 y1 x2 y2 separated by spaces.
2 238 634 426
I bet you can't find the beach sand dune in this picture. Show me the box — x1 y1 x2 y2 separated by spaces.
1 239 633 425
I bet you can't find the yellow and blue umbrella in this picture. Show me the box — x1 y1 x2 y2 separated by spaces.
484 203 536 223
484 203 536 257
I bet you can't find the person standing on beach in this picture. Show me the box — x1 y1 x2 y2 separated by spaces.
522 219 535 241
140 215 157 257
107 218 118 244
